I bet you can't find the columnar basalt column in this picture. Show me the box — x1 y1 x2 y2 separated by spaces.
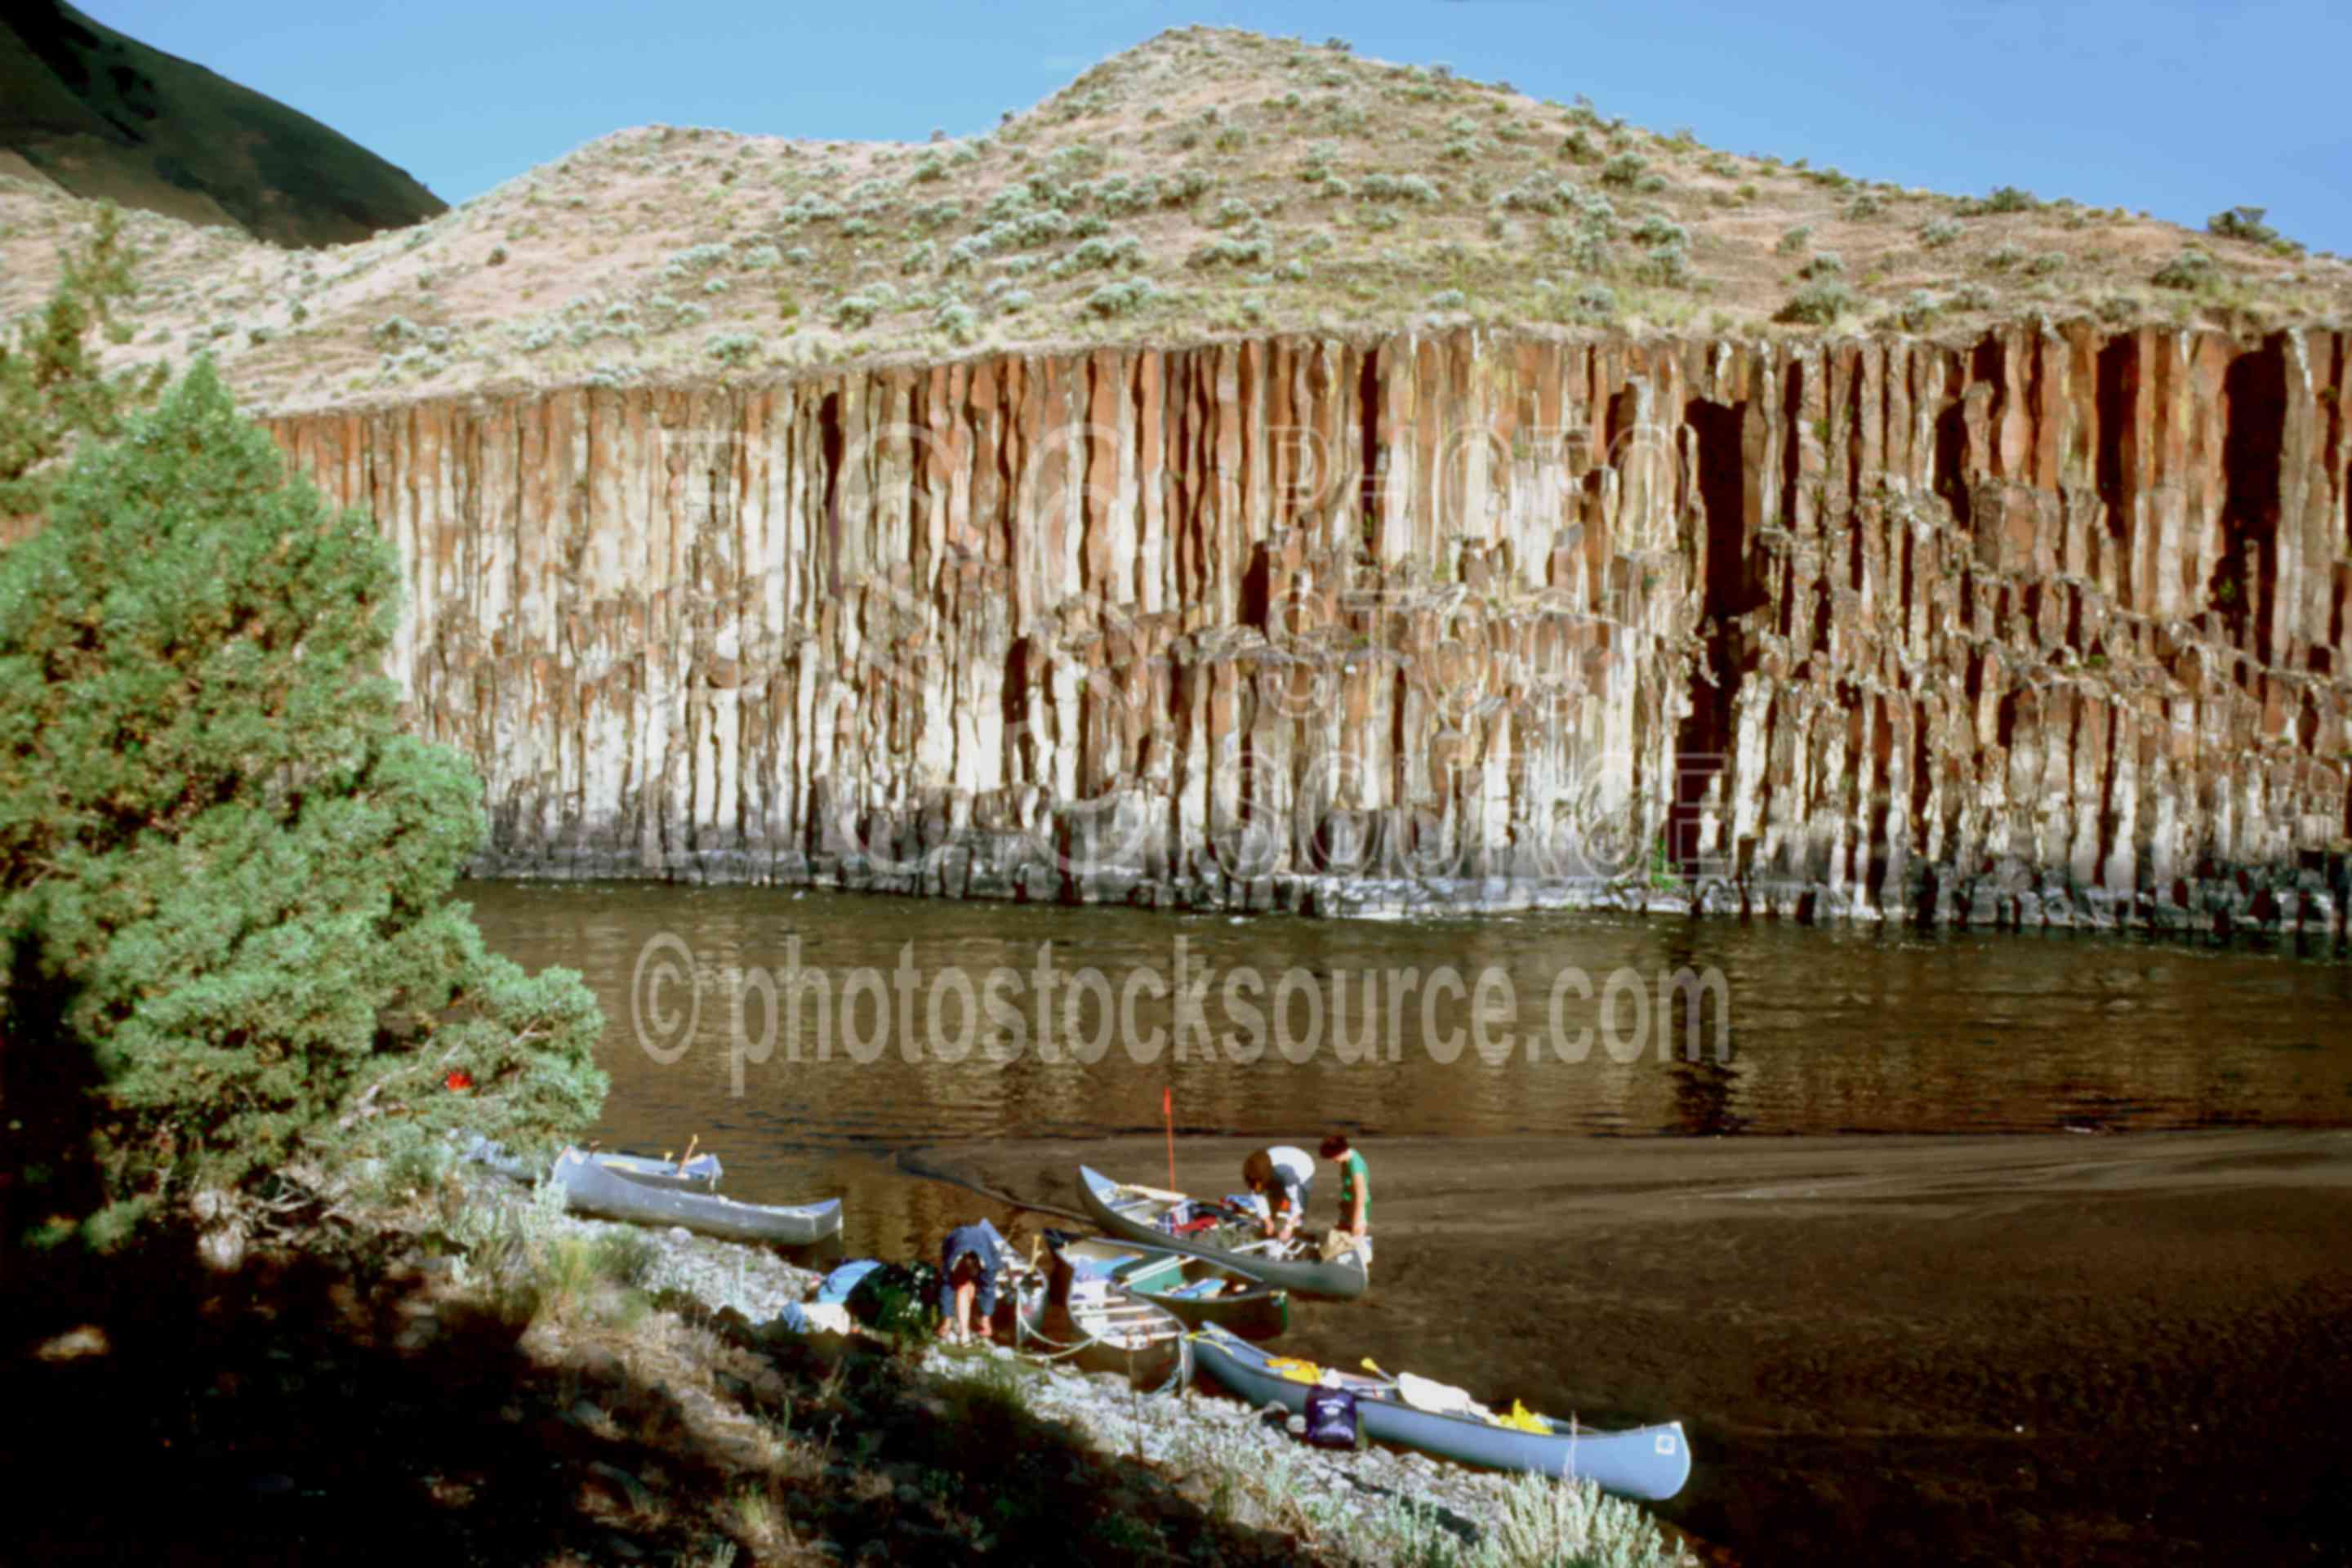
261 325 2352 929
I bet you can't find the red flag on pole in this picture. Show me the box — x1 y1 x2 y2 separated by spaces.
1163 1085 1175 1192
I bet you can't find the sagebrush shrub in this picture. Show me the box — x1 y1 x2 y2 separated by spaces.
1599 152 1648 189
2207 206 2278 245
1775 281 1857 324
1962 185 2036 215
2152 247 2220 291
1570 281 1617 322
706 332 760 366
1638 242 1692 287
1084 278 1158 318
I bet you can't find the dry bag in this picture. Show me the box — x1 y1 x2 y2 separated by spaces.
1303 1384 1365 1451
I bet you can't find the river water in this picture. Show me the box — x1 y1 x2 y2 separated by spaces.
469 882 2351 1175
467 882 2352 1566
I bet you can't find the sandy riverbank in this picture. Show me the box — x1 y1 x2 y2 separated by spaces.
903 1128 2352 1566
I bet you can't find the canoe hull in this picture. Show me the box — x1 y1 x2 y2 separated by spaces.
1131 1275 1288 1341
550 1150 840 1246
1045 1230 1290 1340
465 1136 723 1190
1190 1325 1691 1503
1076 1165 1369 1301
1011 1276 1192 1392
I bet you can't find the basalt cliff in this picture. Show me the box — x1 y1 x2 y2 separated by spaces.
265 324 2352 933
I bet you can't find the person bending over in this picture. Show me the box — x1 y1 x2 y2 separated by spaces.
937 1220 1005 1343
1241 1144 1316 1244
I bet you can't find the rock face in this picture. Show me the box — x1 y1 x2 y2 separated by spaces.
265 325 2352 933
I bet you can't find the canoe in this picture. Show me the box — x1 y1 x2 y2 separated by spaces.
1045 1228 1290 1340
549 1147 840 1245
1009 1262 1192 1392
464 1135 724 1190
588 1150 725 1191
1190 1324 1691 1503
1076 1165 1370 1301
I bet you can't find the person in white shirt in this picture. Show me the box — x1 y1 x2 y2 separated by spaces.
1241 1144 1316 1243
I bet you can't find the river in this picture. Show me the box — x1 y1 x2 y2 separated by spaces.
468 882 2352 1566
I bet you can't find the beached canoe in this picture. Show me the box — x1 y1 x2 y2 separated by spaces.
1190 1324 1691 1502
1076 1165 1370 1301
1009 1259 1192 1392
464 1135 724 1190
549 1147 840 1245
1045 1228 1290 1340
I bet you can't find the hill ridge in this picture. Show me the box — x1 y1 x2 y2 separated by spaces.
0 0 444 248
2 24 2345 414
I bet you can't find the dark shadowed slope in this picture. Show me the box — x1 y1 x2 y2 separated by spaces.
0 0 443 247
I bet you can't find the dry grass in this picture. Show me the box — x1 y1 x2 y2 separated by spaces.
2 24 2346 416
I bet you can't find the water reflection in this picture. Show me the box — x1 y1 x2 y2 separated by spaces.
466 881 2352 1200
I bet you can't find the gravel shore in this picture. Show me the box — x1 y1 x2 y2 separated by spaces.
928 1344 1599 1552
510 1169 1691 1563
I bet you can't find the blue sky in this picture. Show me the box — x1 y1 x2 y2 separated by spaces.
87 0 2352 255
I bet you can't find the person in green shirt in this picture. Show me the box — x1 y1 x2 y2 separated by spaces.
1320 1134 1371 1267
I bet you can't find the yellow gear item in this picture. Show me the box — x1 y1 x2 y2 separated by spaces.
1490 1399 1552 1433
1266 1355 1326 1385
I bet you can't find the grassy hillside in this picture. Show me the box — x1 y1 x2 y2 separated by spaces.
0 0 443 248
2 25 2345 416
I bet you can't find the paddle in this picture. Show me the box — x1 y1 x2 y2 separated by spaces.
677 1134 700 1175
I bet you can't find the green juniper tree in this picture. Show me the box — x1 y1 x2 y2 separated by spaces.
0 358 608 1253
0 203 166 520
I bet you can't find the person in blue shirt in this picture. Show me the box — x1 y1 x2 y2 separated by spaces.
937 1219 1007 1343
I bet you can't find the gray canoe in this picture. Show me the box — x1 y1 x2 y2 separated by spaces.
550 1147 840 1245
1076 1165 1369 1301
1009 1266 1192 1393
464 1135 724 1190
1190 1323 1691 1503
